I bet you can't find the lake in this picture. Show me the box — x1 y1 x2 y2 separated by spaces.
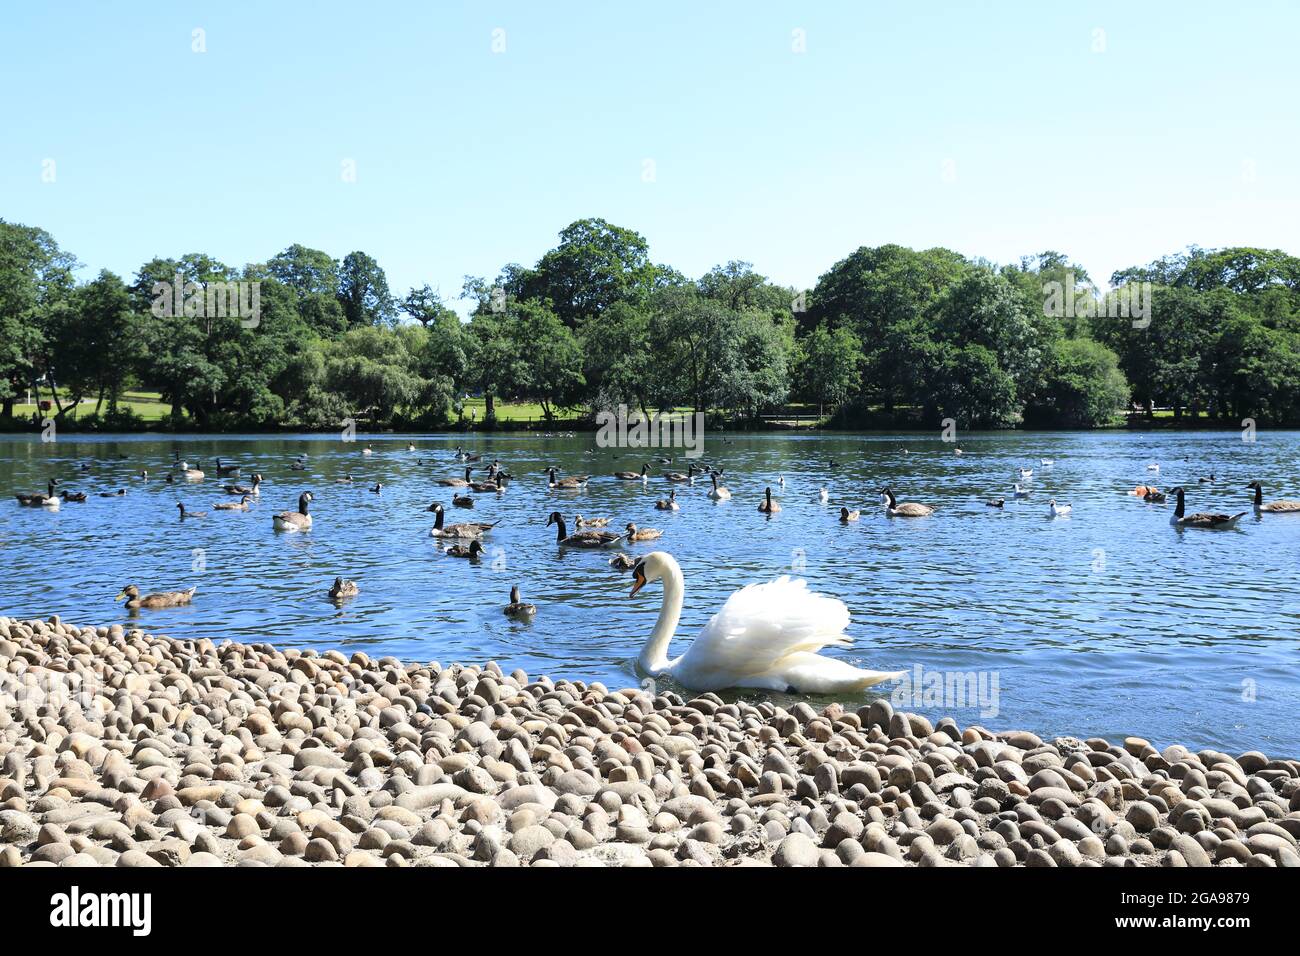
3 429 1298 756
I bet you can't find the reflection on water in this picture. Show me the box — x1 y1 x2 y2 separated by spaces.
2 430 1298 755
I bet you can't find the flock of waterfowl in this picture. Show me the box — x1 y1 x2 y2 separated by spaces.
11 442 1300 694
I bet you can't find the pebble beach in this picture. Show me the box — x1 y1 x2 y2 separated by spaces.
2 615 1298 869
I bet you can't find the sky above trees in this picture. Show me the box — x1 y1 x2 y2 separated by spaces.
4 2 1297 316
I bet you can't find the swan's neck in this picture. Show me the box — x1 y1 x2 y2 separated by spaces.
640 559 684 675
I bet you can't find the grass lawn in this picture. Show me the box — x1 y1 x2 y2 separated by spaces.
14 389 173 423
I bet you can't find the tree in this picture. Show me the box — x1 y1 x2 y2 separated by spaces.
799 323 862 415
520 218 659 326
401 284 459 327
512 301 584 421
338 251 396 327
1025 338 1129 427
0 220 77 418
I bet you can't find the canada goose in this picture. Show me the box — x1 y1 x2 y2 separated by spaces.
214 495 253 511
608 553 636 571
469 475 503 492
548 511 621 547
165 474 174 484
818 486 829 504
1198 472 1216 484
177 502 207 519
139 470 149 480
839 506 860 522
547 468 589 490
655 489 680 511
370 482 383 493
60 490 87 503
336 474 356 483
881 487 933 517
116 584 196 610
778 475 785 488
454 447 482 463
16 480 60 508
1048 498 1072 517
273 492 313 531
97 488 127 497
986 498 1004 508
625 522 663 542
224 474 262 496
614 463 650 480
181 462 205 480
504 585 536 618
452 493 474 508
446 538 485 559
429 504 497 538
215 458 240 477
1169 487 1246 529
1013 483 1029 498
663 465 696 483
708 474 732 501
290 457 307 471
437 467 473 488
328 577 359 601
758 486 781 513
575 515 611 527
1247 480 1300 513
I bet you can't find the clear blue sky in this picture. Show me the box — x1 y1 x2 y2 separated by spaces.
4 1 1297 316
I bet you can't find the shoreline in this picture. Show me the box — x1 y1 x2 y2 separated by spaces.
2 616 1297 868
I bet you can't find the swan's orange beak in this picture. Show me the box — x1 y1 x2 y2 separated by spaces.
629 569 646 597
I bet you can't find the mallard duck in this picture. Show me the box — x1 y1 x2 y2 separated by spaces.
547 468 589 490
708 474 731 501
225 474 262 496
1169 487 1246 529
839 506 860 522
614 463 650 480
446 538 485 559
1048 498 1072 517
273 492 313 531
328 577 359 601
625 522 663 542
608 553 636 571
655 489 680 511
60 490 87 503
16 480 60 508
429 503 497 538
215 458 240 477
214 495 253 511
116 584 196 610
575 515 610 527
1247 480 1300 513
757 486 781 513
504 585 536 618
452 493 474 508
881 487 933 517
548 511 621 547
177 502 207 519
437 467 473 488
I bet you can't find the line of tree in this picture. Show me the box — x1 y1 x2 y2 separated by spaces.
2 215 1297 431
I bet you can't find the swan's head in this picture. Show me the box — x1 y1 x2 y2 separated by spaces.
628 551 671 597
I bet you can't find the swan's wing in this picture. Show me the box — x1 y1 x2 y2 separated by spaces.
683 576 852 681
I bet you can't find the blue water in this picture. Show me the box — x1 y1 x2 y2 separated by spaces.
2 430 1298 756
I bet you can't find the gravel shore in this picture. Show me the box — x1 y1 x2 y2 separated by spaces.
1 615 1298 868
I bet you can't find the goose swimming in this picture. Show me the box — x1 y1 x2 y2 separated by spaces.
1169 487 1246 529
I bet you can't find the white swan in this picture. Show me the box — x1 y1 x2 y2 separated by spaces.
628 552 903 693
